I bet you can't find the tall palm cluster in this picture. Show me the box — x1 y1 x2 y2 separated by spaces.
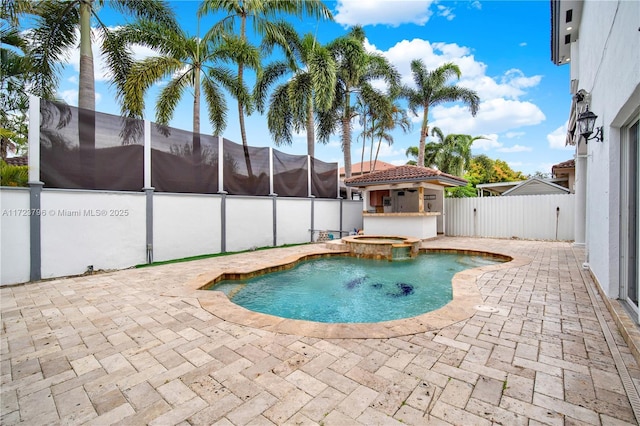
3 0 481 189
406 127 485 177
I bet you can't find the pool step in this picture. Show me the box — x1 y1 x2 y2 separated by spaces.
324 239 349 251
227 283 246 299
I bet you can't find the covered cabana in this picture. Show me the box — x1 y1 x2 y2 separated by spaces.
345 165 467 239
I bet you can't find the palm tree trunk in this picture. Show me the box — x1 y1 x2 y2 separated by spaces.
193 68 202 187
360 109 366 175
369 117 375 171
306 98 314 157
238 87 253 178
417 105 429 167
78 0 95 188
342 92 352 199
238 15 253 179
373 136 383 171
78 1 94 111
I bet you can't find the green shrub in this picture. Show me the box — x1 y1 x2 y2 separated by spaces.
0 160 28 187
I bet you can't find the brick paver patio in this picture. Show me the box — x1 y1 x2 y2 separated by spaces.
2 237 639 425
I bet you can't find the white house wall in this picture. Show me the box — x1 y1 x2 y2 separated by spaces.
40 190 146 279
1 188 360 285
153 193 221 262
574 0 640 297
1 188 30 284
226 197 273 252
276 198 311 245
343 201 364 234
313 199 341 237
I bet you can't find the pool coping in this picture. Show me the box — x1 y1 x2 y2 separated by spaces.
176 246 531 339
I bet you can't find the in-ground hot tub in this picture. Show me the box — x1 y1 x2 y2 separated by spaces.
341 235 421 260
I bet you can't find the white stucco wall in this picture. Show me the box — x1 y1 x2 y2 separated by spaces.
363 215 438 239
276 198 311 245
153 193 222 262
226 197 273 252
313 199 341 236
575 0 640 297
1 189 361 282
343 200 364 234
0 188 31 285
40 189 146 278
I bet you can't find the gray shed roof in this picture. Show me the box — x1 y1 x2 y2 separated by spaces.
502 177 571 196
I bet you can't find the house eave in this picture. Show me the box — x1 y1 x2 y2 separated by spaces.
346 176 466 188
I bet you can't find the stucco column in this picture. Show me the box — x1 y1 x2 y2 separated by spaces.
28 96 42 281
362 189 369 212
574 152 587 247
418 187 424 213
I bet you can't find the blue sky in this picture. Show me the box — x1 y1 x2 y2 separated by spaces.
54 0 574 176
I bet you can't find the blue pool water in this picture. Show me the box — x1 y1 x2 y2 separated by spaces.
210 253 502 323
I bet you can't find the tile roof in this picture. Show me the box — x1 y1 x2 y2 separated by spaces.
345 165 467 187
3 156 28 166
552 159 575 170
339 161 395 176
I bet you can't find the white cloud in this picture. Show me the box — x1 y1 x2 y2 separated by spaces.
501 69 541 90
59 90 78 106
497 144 533 153
469 1 482 10
505 131 525 138
460 69 542 101
430 98 545 136
64 26 161 82
547 122 574 150
366 38 547 144
334 0 435 27
436 5 455 21
390 158 408 166
374 142 406 159
538 162 558 174
57 89 101 106
326 140 342 149
368 38 542 103
519 42 527 47
471 133 502 151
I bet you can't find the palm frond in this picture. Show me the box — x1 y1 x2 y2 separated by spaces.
202 77 227 135
124 56 183 118
253 61 290 113
155 73 190 125
267 84 294 146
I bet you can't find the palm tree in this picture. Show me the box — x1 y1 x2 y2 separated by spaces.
354 94 371 174
198 0 333 152
354 85 390 173
405 143 440 168
405 127 485 176
430 128 471 176
1 27 31 159
318 26 400 198
254 31 336 157
119 20 259 153
29 0 176 112
26 1 175 186
371 100 411 172
402 60 480 168
1 0 32 27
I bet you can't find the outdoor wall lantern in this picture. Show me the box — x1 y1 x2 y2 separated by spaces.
577 106 603 143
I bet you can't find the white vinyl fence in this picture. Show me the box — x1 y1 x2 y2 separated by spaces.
0 187 362 285
445 194 575 241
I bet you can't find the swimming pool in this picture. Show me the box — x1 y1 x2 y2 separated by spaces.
209 253 504 323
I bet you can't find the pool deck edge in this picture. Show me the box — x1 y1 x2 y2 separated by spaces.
187 243 531 339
